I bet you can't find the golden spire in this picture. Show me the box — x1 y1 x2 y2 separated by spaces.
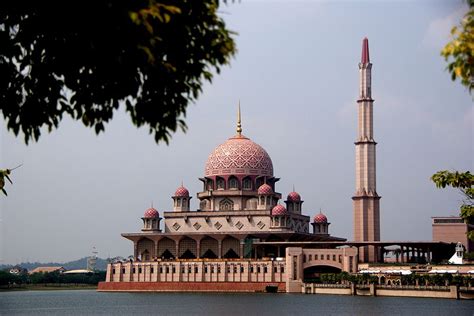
236 100 242 136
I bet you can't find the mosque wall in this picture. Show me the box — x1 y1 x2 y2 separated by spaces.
106 259 286 283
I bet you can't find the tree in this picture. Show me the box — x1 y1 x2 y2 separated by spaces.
431 171 474 240
441 0 473 94
433 1 474 241
0 0 236 144
0 164 22 196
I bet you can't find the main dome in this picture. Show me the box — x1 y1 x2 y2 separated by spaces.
205 135 273 177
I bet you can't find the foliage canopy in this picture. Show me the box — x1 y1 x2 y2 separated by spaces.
431 170 474 241
0 0 236 144
441 0 474 94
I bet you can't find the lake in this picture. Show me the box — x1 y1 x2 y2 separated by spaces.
1 290 473 315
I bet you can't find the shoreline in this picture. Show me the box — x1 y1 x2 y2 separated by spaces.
0 284 98 291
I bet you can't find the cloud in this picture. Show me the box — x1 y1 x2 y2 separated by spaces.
422 5 468 50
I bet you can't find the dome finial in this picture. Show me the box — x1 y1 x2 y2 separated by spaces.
236 100 242 136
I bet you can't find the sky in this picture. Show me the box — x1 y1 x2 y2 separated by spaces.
0 0 472 264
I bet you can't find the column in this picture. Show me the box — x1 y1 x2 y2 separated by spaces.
134 242 138 260
175 240 180 259
196 239 201 259
218 239 222 259
154 240 159 260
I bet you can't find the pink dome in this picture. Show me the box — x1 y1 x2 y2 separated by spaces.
314 213 327 223
258 184 273 195
287 191 301 202
205 135 273 177
144 208 159 218
272 204 288 216
175 186 189 197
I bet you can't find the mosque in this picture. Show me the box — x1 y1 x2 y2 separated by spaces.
99 38 453 293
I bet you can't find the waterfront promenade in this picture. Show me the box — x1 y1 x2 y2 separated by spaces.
302 283 474 300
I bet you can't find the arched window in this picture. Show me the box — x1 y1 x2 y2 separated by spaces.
206 179 214 190
245 198 257 210
217 178 225 190
219 198 234 211
242 177 252 190
229 177 238 190
200 199 210 210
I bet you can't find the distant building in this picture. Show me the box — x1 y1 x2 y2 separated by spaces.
63 269 94 274
29 266 66 274
9 266 27 275
432 216 473 252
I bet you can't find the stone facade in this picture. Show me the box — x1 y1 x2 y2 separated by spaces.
102 247 358 293
106 259 286 283
285 247 358 293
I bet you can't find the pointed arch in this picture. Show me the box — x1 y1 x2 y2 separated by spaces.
219 198 234 211
200 199 211 211
158 237 176 259
179 237 197 259
242 176 252 190
137 237 154 261
206 178 214 191
216 177 225 190
222 236 240 259
245 198 258 210
228 175 239 190
200 236 218 258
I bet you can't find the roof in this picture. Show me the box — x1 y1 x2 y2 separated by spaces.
29 266 65 274
63 269 94 274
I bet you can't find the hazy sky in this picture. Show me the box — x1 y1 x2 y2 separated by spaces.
1 0 472 264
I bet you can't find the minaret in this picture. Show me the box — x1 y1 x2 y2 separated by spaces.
353 38 381 263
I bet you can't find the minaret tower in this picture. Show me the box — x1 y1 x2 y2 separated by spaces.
353 38 381 263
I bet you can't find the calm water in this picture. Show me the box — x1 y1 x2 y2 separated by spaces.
1 290 473 316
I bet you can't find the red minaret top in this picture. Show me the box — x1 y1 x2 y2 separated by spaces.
361 37 370 64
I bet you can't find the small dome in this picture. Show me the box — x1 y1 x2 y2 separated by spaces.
144 208 159 218
175 186 189 197
258 184 273 195
287 191 301 202
272 204 288 216
314 213 327 223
